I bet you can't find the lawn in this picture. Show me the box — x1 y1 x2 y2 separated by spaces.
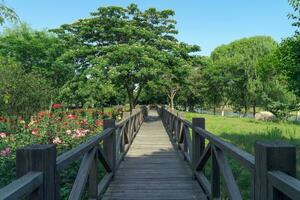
183 112 300 198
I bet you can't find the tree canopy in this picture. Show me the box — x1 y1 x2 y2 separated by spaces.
0 2 299 121
0 2 18 25
52 4 199 111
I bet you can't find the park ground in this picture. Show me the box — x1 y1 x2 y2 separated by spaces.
184 112 300 198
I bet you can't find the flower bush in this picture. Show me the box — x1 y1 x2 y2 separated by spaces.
0 105 121 189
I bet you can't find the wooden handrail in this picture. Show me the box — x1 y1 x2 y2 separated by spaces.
0 172 43 200
0 106 147 200
56 128 114 171
157 105 300 200
268 171 300 199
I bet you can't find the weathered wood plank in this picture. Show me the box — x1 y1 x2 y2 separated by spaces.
0 172 43 200
103 110 205 199
68 147 97 200
268 171 300 200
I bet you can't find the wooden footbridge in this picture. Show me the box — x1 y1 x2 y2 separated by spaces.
1 106 300 200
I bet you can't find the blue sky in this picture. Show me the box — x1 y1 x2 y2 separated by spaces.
3 0 296 55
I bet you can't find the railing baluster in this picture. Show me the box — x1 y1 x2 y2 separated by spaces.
88 153 98 199
103 119 116 177
211 145 220 199
192 118 205 173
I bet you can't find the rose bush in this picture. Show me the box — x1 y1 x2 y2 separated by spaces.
0 105 121 190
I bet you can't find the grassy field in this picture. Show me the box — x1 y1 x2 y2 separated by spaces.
184 112 300 198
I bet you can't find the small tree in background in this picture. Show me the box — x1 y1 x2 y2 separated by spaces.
0 1 18 25
0 57 52 121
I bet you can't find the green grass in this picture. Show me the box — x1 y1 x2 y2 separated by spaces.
184 112 300 198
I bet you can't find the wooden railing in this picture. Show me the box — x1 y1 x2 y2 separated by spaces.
0 106 147 200
157 105 300 200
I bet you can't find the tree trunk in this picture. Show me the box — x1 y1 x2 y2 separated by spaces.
244 105 248 117
170 96 174 111
253 103 256 117
126 87 134 114
167 89 177 111
213 105 216 115
133 85 143 109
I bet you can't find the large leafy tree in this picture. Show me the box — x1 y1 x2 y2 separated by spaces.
211 36 277 116
0 24 71 88
275 36 300 97
52 4 198 112
58 66 122 108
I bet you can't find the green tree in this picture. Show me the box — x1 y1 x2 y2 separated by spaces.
0 57 52 120
258 42 299 119
0 24 71 88
288 0 300 33
261 78 297 119
0 1 18 25
58 66 121 108
211 36 278 116
275 36 300 97
52 4 198 112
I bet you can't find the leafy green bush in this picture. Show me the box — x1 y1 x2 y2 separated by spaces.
0 105 120 192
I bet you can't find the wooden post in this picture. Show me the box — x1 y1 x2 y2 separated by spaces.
88 154 98 199
175 112 179 142
103 119 116 176
255 141 296 200
192 118 205 173
142 105 148 118
211 145 220 199
16 144 57 200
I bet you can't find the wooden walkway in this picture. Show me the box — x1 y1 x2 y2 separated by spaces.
103 110 206 200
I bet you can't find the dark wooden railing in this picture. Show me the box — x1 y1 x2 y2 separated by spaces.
0 107 147 200
157 105 300 200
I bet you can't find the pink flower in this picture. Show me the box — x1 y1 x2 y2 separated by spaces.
95 120 103 127
52 104 61 109
53 137 62 144
31 128 39 135
73 129 90 138
1 148 11 157
66 130 72 135
67 114 77 120
0 132 6 139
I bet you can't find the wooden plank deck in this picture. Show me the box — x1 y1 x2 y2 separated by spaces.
102 110 206 200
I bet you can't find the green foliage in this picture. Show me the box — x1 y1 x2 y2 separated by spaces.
261 78 297 119
0 24 71 88
58 67 121 108
52 4 199 111
0 57 52 120
275 35 300 97
0 2 18 25
288 0 300 33
209 36 278 114
0 107 118 190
